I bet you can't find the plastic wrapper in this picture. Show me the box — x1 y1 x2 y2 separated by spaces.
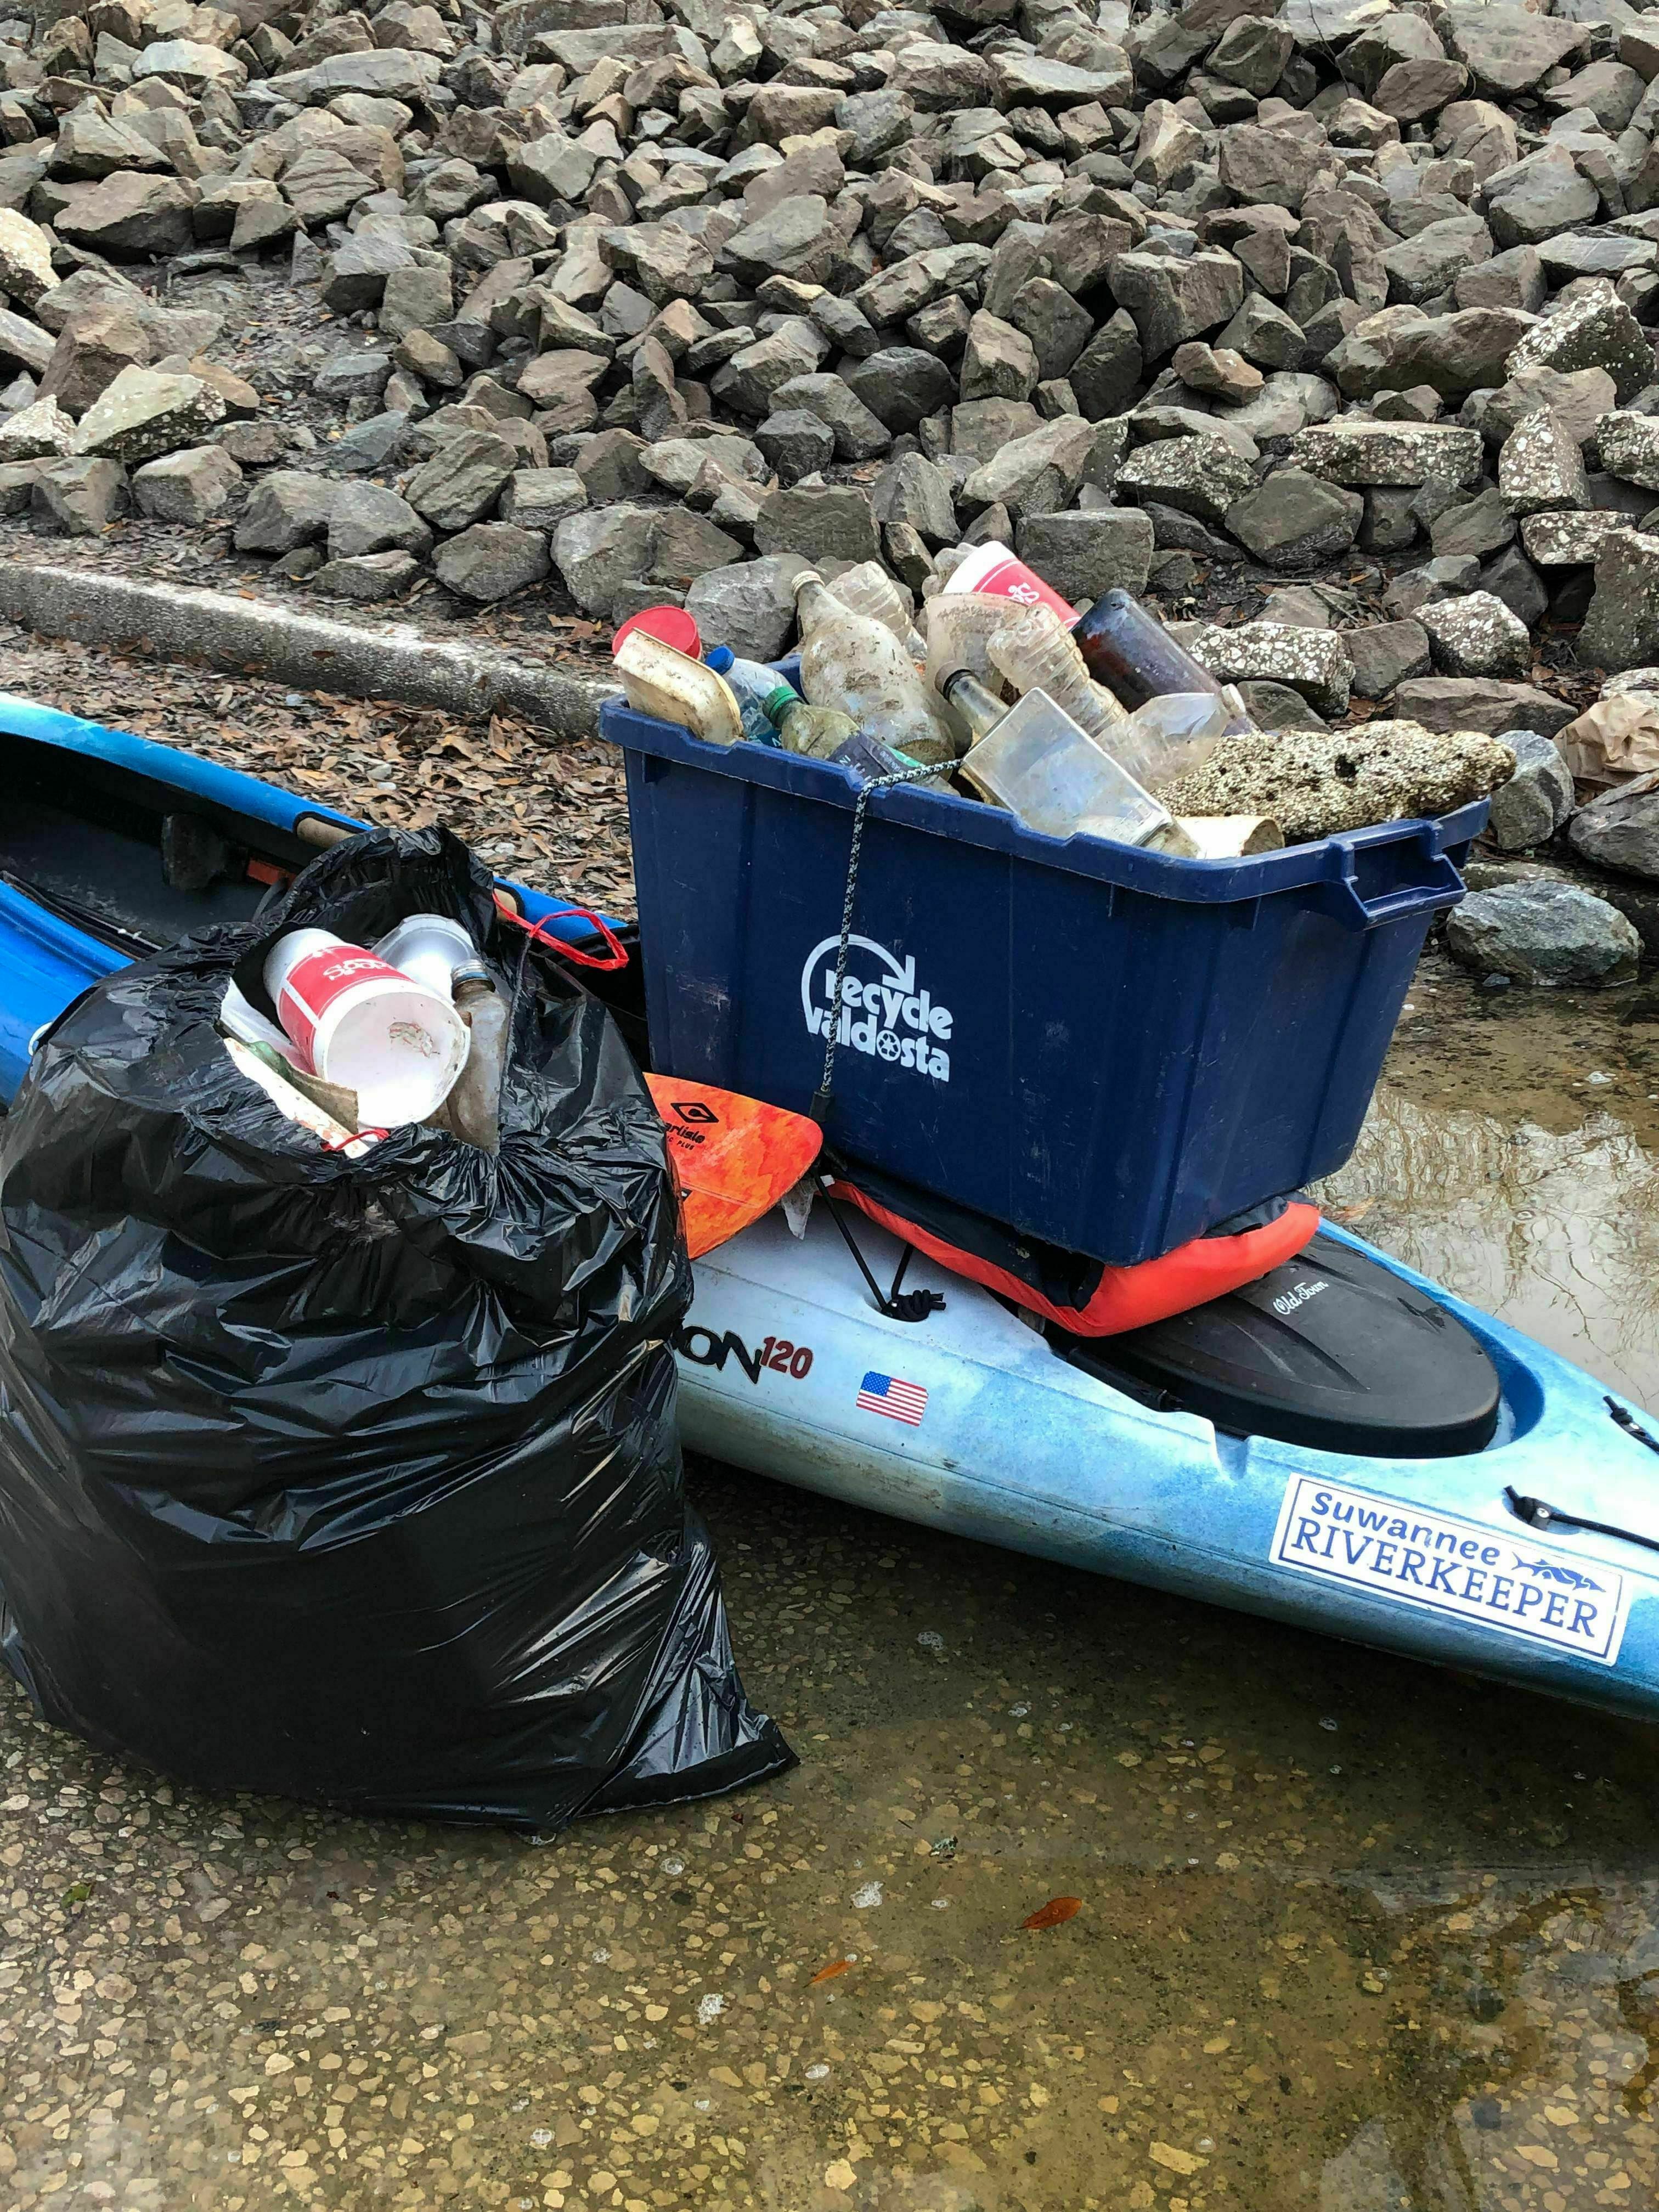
0 827 792 1831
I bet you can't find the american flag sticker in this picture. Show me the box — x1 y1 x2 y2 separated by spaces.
856 1371 928 1426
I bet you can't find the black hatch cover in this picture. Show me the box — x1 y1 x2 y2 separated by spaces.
1079 1233 1502 1459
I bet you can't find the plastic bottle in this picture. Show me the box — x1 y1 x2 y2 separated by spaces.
1071 589 1254 736
444 963 509 1152
1105 690 1235 792
826 561 927 661
614 629 744 747
985 602 1127 748
761 681 859 759
943 671 1195 853
924 590 1019 701
704 646 786 747
793 571 962 766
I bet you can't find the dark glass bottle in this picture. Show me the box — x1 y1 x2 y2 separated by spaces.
1072 590 1254 733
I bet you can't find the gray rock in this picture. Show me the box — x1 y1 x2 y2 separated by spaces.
1159 719 1515 839
320 232 414 316
40 305 151 415
313 348 393 404
1175 620 1355 715
131 443 241 525
1109 250 1245 360
756 410 838 486
1291 421 1484 488
1383 217 1496 308
76 368 225 466
1520 510 1634 566
1595 413 1659 492
326 483 431 562
960 311 1040 405
1568 772 1659 881
1326 305 1538 398
1443 7 1593 100
1347 620 1433 698
1497 409 1589 516
1580 529 1659 671
1233 679 1329 733
1393 674 1575 737
404 430 518 533
1429 488 1516 562
1069 313 1143 420
1215 294 1308 373
1483 150 1600 252
1118 433 1257 522
1445 880 1639 985
872 453 957 545
0 398 76 464
31 455 129 537
842 348 957 433
1223 470 1363 568
433 522 550 602
753 482 881 565
1503 280 1654 403
235 472 341 555
499 468 588 532
1481 544 1549 629
54 174 197 258
768 374 890 464
1418 590 1532 679
685 555 814 662
312 550 422 602
960 416 1103 524
1013 508 1155 601
552 503 663 619
1488 730 1576 851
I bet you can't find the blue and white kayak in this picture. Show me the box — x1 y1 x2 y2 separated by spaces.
1 689 1656 1727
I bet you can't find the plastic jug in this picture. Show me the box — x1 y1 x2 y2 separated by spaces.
794 571 962 766
943 672 1193 852
616 629 744 747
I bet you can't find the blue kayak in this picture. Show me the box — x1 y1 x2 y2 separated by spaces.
3 690 1657 1729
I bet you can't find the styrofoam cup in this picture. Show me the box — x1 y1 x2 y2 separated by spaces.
263 928 468 1126
374 912 479 998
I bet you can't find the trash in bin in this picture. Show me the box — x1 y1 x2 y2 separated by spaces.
795 570 961 767
984 601 1127 741
264 922 470 1126
0 825 792 1830
704 646 786 748
943 669 1191 853
616 625 744 747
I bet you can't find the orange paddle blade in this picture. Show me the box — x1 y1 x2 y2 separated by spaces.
646 1075 822 1259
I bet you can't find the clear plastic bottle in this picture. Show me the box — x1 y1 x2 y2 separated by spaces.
924 590 1018 702
793 571 962 766
985 603 1128 750
943 671 1194 853
1107 690 1234 792
826 561 927 662
704 646 786 747
761 680 859 759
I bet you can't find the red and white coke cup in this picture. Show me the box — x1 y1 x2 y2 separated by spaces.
944 540 1080 627
263 928 468 1128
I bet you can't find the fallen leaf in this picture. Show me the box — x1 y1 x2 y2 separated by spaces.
1022 1897 1081 1931
809 1958 854 1985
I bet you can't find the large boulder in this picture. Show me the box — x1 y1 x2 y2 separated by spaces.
1445 881 1640 984
1568 772 1659 882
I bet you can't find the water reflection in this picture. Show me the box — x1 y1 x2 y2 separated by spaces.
1317 1088 1659 1409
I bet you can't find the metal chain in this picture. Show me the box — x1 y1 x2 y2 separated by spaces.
811 760 941 1122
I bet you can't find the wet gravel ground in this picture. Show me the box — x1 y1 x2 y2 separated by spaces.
2 657 1659 2209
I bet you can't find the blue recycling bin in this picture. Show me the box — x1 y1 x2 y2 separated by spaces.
603 701 1483 1265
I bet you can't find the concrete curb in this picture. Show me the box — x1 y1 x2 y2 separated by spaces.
0 561 617 734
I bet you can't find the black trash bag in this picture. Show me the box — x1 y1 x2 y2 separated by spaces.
0 826 792 1831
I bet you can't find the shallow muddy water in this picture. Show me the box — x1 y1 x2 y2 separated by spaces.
1 958 1658 2212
